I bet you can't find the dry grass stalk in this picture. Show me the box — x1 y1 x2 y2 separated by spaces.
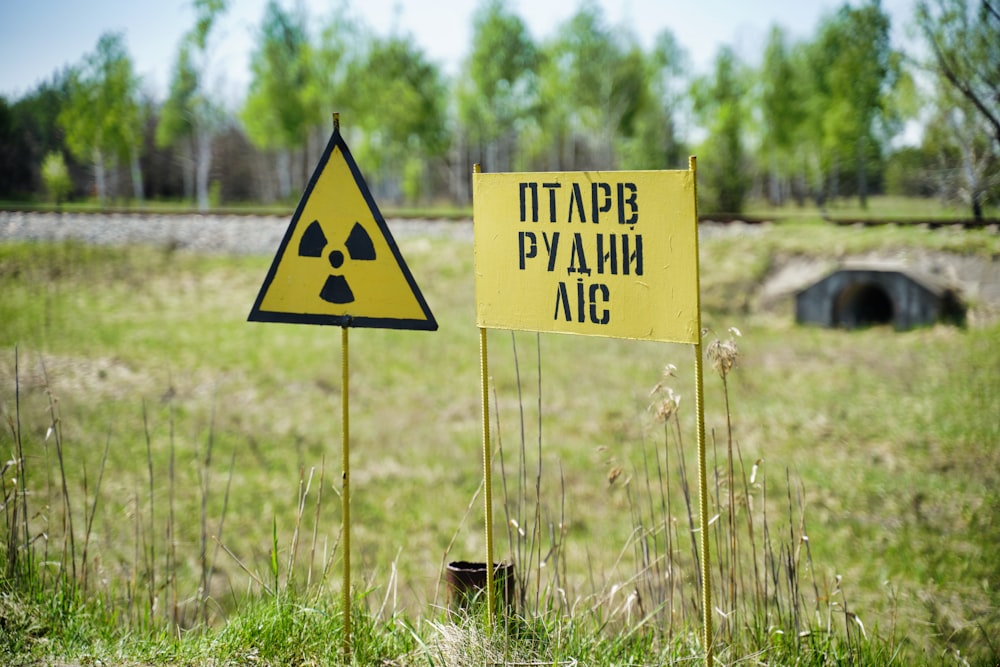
42 358 76 586
80 431 111 594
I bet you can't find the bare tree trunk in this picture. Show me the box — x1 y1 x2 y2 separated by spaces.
195 128 213 212
450 131 469 205
130 151 144 203
299 145 308 193
308 126 322 171
943 107 993 221
110 160 121 204
254 151 277 203
829 153 840 205
769 155 782 206
182 137 195 203
962 146 984 221
486 141 498 174
277 149 292 200
856 136 868 210
93 147 107 206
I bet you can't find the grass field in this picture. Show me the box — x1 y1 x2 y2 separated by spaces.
1 218 998 665
745 194 1000 222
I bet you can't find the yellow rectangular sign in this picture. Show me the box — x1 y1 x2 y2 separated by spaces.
473 169 700 344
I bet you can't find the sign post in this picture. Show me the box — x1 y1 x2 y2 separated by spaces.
472 159 713 664
688 156 713 667
249 114 437 659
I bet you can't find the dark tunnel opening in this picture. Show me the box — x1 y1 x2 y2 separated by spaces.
834 282 895 328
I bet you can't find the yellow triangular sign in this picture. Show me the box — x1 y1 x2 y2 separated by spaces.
248 126 437 330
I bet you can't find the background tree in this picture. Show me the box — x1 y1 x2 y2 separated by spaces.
157 0 228 211
456 0 538 175
0 74 77 199
924 84 1000 218
884 145 938 197
346 32 448 203
0 97 15 197
917 0 999 218
805 2 899 208
59 32 145 205
618 29 688 170
40 151 72 205
758 26 806 205
301 5 359 169
4 0 998 212
603 38 652 166
692 46 749 213
109 40 146 203
158 44 199 203
532 1 648 171
917 0 1000 148
242 0 311 200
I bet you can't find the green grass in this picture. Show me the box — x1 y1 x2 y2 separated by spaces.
1 221 998 665
746 194 1000 222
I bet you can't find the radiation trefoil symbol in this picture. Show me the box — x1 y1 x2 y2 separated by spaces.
298 219 376 304
247 123 436 330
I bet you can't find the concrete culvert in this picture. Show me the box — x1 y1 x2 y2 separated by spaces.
796 264 966 330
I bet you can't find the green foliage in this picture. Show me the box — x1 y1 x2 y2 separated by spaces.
157 0 227 211
752 2 904 210
302 5 358 130
208 179 222 208
811 2 899 207
156 44 198 150
529 1 652 170
693 47 749 213
916 0 1000 220
757 26 807 205
58 32 145 205
457 0 538 172
40 151 72 205
346 32 448 202
242 1 311 153
884 147 934 197
0 95 35 199
923 93 999 219
617 29 687 170
8 1 1000 213
917 0 1000 148
192 0 228 50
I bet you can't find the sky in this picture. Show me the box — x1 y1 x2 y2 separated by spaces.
0 0 920 104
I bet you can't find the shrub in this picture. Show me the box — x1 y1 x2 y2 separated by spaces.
40 151 72 205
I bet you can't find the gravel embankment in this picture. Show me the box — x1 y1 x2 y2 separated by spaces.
0 211 474 255
0 211 765 256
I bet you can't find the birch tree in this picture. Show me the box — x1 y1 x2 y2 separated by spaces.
157 0 228 211
60 32 144 204
242 0 311 200
457 0 538 173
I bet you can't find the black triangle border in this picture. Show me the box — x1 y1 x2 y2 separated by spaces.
247 126 438 331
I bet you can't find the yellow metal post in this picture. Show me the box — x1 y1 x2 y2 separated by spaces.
341 325 352 659
475 161 497 625
690 156 713 667
694 340 713 666
480 326 495 623
330 112 352 660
